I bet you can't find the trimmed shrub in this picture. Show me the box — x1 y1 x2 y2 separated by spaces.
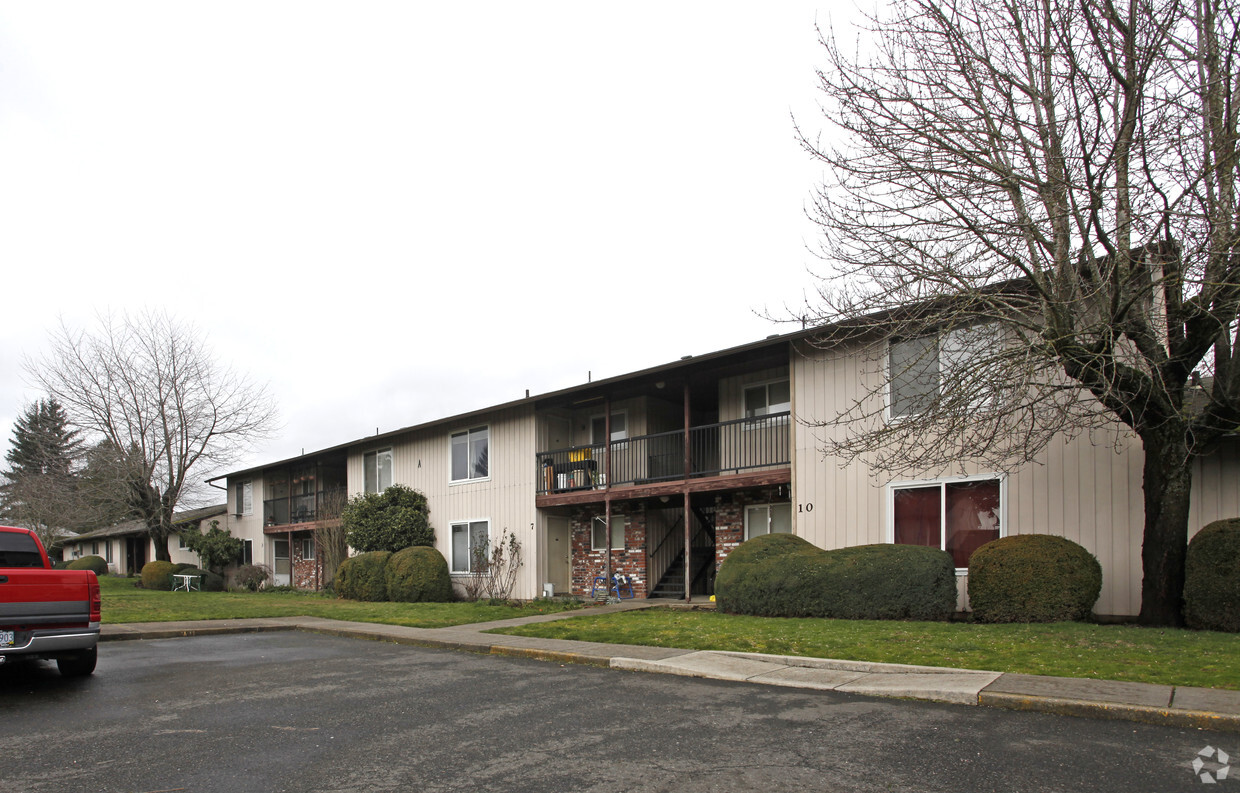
968 534 1101 623
235 563 271 592
333 551 391 602
170 562 196 574
1184 518 1240 632
175 566 225 592
715 534 957 621
385 546 453 603
67 555 108 575
140 560 176 591
342 484 433 553
53 559 71 570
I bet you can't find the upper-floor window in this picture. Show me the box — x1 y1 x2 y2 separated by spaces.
891 476 1002 568
364 448 393 494
744 380 791 418
235 481 253 516
590 412 628 444
451 426 489 482
888 326 992 418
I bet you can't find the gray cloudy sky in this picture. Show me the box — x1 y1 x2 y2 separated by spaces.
0 2 840 483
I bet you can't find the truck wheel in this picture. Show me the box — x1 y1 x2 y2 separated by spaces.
57 647 97 677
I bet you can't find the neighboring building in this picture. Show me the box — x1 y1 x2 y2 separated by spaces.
213 330 1239 618
66 504 228 575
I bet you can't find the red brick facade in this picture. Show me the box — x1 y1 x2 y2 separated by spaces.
569 505 649 598
711 486 788 571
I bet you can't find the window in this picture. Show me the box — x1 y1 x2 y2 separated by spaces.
590 412 628 444
178 533 189 550
450 520 489 573
104 540 112 564
0 531 45 568
450 427 489 482
364 448 393 494
235 481 253 516
888 326 993 418
240 539 254 566
91 541 99 555
591 515 626 551
744 503 792 540
744 380 791 418
300 538 315 560
891 476 1002 568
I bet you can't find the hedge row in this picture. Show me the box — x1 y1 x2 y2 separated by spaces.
66 555 109 575
334 546 453 603
715 534 957 621
138 560 223 591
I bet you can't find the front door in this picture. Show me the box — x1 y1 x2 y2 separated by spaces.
273 539 291 586
545 517 572 596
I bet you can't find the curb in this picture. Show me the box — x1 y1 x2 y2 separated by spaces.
101 624 297 642
979 691 1240 733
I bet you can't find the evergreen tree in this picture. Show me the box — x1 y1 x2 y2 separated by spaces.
4 399 81 478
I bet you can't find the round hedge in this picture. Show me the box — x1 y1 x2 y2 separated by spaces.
715 534 957 621
170 562 196 575
333 551 391 601
385 546 453 603
175 566 225 592
67 555 109 575
140 560 176 591
967 534 1101 622
1184 518 1240 632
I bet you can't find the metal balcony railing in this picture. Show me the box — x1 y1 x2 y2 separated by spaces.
535 412 790 495
263 487 347 526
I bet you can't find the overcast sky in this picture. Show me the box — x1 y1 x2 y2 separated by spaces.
0 2 843 488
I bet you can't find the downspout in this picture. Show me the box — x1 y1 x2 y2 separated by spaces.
604 396 612 601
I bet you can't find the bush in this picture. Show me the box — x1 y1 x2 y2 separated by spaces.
1184 518 1240 632
342 484 433 553
385 546 453 603
175 566 225 592
170 562 196 574
67 555 108 575
715 534 957 620
182 520 244 574
140 560 176 591
235 563 271 592
333 551 391 601
968 534 1101 623
53 559 71 570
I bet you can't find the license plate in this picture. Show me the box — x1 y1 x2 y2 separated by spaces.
0 630 13 648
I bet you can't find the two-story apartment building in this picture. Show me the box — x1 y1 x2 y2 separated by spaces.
213 328 1240 618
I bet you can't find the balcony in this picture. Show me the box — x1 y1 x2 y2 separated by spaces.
536 412 790 501
264 487 347 527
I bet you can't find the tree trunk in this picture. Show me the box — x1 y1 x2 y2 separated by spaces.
152 529 171 562
1137 428 1193 626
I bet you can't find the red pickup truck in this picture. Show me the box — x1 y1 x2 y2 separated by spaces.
0 525 101 676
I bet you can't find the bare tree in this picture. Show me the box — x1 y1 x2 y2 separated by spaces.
800 0 1239 625
313 487 349 589
25 311 278 561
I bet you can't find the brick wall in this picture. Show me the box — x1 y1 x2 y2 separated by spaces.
570 505 648 599
291 533 319 590
712 487 790 571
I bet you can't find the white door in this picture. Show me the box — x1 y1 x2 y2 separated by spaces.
273 539 291 586
545 517 572 595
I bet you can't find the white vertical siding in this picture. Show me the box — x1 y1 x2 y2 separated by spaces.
347 405 540 598
791 339 1240 618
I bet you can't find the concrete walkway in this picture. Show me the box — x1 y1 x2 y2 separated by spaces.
100 602 1240 733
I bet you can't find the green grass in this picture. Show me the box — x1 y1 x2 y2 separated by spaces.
489 607 1240 690
99 574 581 629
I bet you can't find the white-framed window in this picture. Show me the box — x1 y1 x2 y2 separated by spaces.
91 541 99 555
743 380 791 418
363 448 393 494
300 538 315 561
591 515 626 551
450 426 489 482
178 533 189 550
235 480 253 516
240 538 254 566
450 519 489 573
888 326 993 418
744 503 792 540
590 412 628 444
104 540 112 564
888 474 1003 569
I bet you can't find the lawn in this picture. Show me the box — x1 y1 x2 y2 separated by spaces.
99 574 582 629
489 607 1240 690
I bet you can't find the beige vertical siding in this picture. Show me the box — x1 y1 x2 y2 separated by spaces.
791 340 1239 618
347 405 540 599
225 472 277 577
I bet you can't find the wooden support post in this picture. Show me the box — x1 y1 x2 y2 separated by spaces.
683 383 691 602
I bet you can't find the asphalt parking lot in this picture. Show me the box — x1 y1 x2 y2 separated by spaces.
0 632 1221 792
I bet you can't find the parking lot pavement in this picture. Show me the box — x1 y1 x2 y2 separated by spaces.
0 632 1223 792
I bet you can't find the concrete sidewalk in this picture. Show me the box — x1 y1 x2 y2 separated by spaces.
100 604 1240 733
